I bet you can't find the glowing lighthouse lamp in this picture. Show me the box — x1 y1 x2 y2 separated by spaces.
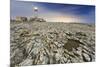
33 7 38 18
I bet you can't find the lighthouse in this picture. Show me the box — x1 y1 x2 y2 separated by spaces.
33 7 38 18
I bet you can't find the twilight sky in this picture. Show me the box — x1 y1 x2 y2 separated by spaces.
10 0 95 23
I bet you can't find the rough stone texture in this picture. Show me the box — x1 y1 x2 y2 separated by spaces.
10 22 95 67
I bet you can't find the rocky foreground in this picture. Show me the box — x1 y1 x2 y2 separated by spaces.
10 22 95 67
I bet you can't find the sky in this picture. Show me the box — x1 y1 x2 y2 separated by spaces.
10 0 95 24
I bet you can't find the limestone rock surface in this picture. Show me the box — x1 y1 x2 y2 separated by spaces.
10 22 95 67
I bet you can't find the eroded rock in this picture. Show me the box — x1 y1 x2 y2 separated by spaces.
10 22 95 67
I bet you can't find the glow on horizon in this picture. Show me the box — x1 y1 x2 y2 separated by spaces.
43 15 82 23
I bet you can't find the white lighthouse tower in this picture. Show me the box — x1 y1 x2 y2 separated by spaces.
33 7 38 18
